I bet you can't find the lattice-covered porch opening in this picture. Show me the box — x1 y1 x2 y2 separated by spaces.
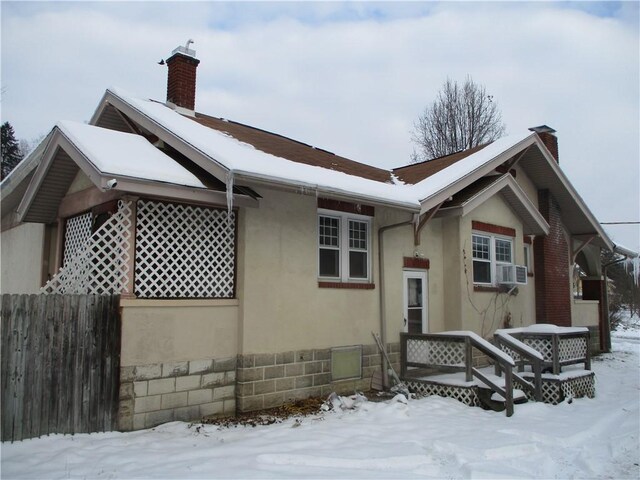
42 200 132 294
134 199 236 299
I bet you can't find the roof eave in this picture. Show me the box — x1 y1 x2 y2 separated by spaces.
233 171 419 212
529 135 615 251
418 135 538 214
437 174 550 236
100 88 231 184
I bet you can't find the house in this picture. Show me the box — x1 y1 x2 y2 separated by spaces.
0 44 625 430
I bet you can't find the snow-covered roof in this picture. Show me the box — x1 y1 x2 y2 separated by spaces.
90 87 614 249
101 87 541 212
102 87 420 210
57 121 206 188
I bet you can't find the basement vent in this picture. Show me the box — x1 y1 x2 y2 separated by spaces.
331 345 362 381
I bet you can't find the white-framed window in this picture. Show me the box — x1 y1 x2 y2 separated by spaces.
472 233 513 285
318 209 371 282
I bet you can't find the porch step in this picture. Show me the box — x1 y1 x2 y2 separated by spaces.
477 379 528 412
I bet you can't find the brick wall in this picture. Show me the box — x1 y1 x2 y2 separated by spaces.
534 190 571 326
166 53 200 110
236 343 397 412
119 356 236 431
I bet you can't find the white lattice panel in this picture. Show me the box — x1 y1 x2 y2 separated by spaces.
405 380 480 407
558 337 587 362
135 200 235 298
523 338 553 361
43 201 132 294
560 374 595 400
63 212 92 266
407 339 465 366
520 372 595 404
499 343 522 363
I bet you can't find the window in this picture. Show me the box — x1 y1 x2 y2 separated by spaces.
472 233 513 285
472 234 491 283
319 216 340 277
318 210 371 282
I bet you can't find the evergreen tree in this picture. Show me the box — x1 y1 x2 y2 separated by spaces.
1 121 24 180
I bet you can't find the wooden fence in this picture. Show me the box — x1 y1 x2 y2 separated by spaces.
1 294 121 442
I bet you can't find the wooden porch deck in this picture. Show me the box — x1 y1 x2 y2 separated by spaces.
399 326 595 415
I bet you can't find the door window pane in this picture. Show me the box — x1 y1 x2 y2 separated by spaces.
408 309 423 334
407 278 422 307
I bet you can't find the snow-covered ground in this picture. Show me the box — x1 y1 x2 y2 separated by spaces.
2 319 639 479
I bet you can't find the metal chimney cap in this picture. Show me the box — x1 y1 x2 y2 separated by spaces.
528 125 556 134
171 45 196 58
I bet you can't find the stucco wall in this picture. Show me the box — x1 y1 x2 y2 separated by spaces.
1 222 44 294
237 189 452 354
119 299 239 366
458 195 537 336
513 165 539 207
571 300 600 327
238 190 385 354
379 211 446 338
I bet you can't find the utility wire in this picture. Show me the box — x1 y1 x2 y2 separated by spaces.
600 221 640 225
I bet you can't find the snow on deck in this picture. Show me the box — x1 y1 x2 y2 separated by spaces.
58 120 206 188
500 324 588 335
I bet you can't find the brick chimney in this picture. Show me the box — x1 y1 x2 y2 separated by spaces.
529 125 558 163
166 43 200 111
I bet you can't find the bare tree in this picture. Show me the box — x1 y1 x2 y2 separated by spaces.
411 76 506 162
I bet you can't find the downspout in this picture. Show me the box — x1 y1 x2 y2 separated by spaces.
378 217 414 389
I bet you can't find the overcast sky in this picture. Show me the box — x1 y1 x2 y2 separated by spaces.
1 1 638 251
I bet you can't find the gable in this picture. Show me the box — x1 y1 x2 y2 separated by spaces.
17 121 258 224
393 143 489 184
437 174 549 236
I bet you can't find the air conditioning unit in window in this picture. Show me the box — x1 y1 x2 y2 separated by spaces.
496 265 528 285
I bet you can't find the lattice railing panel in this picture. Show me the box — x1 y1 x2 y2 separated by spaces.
135 200 235 298
498 343 522 363
406 338 465 366
62 212 92 266
42 201 132 294
558 337 587 362
522 338 553 362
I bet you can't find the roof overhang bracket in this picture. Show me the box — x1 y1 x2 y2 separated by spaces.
495 145 531 176
414 201 444 246
571 234 597 263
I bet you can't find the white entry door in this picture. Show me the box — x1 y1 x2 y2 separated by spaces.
403 270 428 334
